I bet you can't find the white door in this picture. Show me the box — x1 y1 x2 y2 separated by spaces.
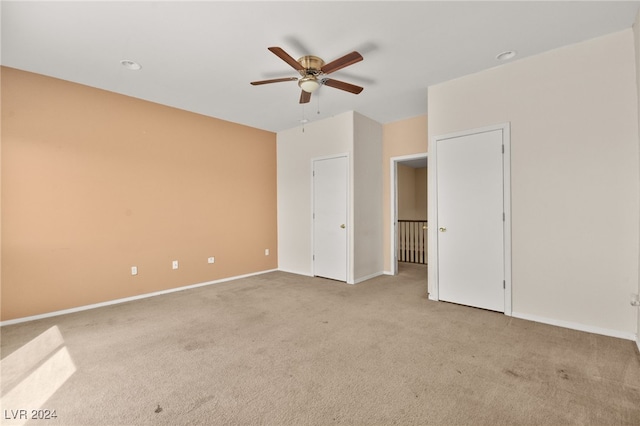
313 156 348 281
436 129 505 312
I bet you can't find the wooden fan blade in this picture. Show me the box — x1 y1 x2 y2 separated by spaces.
321 51 363 74
250 77 298 85
323 78 363 94
299 90 311 104
268 47 305 71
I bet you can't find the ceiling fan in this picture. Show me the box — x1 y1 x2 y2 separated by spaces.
250 47 364 104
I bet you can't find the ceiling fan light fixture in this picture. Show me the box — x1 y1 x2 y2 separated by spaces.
298 75 320 93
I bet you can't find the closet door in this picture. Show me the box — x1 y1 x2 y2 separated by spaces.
313 156 348 281
436 129 505 312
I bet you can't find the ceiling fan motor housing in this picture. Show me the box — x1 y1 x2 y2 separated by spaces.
297 56 325 76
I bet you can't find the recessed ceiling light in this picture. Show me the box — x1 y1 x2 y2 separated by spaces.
120 59 142 71
496 50 517 61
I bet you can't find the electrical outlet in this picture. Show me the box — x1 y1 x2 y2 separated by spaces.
265 249 270 256
172 260 179 270
208 257 215 264
631 293 640 307
131 266 138 276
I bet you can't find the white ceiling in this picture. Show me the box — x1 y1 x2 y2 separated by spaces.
2 1 640 133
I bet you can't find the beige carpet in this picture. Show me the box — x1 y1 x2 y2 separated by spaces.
1 264 639 425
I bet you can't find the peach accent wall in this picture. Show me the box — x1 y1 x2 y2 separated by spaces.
397 165 427 220
415 167 427 220
1 67 277 321
382 115 428 273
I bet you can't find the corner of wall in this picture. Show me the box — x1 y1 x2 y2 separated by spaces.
353 111 384 281
633 6 640 349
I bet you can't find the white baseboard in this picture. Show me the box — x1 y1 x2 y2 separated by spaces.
0 269 278 327
277 268 313 277
354 271 384 284
512 311 636 341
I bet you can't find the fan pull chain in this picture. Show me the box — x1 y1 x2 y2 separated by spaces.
301 105 307 133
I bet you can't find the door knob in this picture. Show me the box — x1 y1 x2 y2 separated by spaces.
439 227 447 232
340 224 346 229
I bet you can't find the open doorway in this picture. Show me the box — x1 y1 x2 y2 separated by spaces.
390 154 427 276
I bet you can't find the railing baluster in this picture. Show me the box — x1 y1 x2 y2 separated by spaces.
397 220 428 265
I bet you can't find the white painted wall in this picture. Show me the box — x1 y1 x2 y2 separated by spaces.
277 111 384 283
353 112 383 282
633 9 640 348
277 112 353 276
428 30 640 339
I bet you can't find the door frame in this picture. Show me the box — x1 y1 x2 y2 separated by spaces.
428 123 512 315
311 153 351 283
389 153 428 276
